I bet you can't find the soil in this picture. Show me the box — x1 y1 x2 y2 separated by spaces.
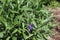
48 7 60 40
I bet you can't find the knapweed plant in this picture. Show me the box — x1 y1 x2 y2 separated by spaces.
0 0 56 40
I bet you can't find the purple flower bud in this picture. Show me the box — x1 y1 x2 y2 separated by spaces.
28 24 34 31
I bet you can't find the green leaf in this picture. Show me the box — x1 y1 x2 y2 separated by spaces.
6 36 10 40
0 32 3 38
12 37 17 40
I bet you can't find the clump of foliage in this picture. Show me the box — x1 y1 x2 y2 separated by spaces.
48 0 60 8
0 0 56 40
50 1 60 7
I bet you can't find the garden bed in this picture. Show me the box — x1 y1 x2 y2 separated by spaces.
0 0 60 40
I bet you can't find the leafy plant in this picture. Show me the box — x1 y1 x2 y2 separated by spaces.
0 0 56 40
